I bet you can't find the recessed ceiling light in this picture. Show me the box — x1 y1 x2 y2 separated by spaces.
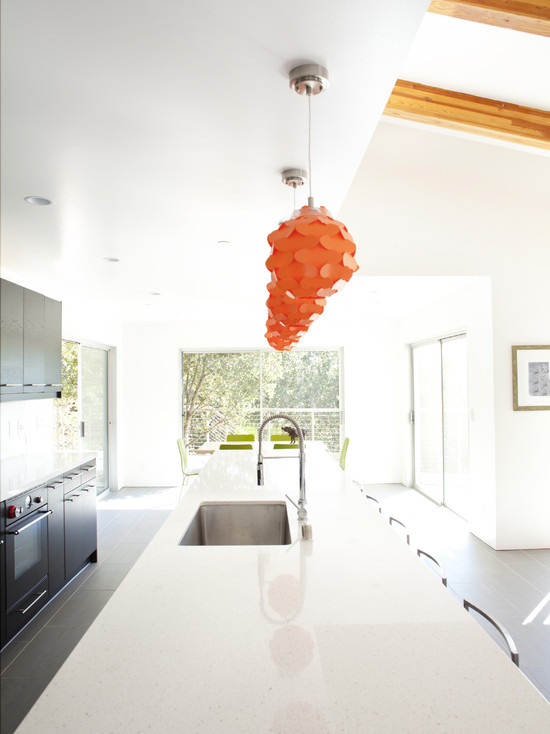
103 257 120 263
25 196 52 206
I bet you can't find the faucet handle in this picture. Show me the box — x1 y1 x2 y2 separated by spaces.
285 493 299 510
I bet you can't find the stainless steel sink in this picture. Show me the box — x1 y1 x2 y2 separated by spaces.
179 501 291 546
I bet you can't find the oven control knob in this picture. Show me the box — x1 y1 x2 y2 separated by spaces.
34 496 44 503
8 505 22 518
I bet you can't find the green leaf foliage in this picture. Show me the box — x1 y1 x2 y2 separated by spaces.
182 350 340 451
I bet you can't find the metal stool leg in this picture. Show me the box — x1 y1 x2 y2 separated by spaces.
463 599 519 666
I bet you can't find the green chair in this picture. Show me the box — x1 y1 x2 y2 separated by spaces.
219 443 253 450
339 437 350 470
177 439 201 489
273 443 299 449
270 433 291 442
226 433 255 442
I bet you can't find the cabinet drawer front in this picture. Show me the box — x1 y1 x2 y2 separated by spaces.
6 576 49 640
81 465 96 483
63 471 83 492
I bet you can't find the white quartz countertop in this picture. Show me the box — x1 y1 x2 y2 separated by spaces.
0 451 97 502
14 445 550 733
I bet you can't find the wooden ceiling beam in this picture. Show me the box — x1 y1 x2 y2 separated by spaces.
428 0 550 38
384 79 550 150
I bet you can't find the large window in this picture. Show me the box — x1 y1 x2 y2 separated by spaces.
181 350 342 453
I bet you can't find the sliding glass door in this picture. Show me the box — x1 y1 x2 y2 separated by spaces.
412 335 469 517
55 341 111 495
412 342 444 504
81 346 110 494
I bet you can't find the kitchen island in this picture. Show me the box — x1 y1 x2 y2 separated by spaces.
14 444 550 733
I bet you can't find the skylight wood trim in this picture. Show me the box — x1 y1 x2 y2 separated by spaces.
428 0 550 38
384 80 550 150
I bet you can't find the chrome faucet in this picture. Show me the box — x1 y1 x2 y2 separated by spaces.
257 413 311 536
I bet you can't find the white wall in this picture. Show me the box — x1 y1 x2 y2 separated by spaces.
117 313 404 488
312 314 404 484
340 120 550 549
119 318 264 487
0 399 55 460
491 276 550 549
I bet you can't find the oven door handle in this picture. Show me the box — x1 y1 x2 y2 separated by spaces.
17 589 48 615
7 510 52 535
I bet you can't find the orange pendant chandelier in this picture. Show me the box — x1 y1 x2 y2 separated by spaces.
264 64 359 351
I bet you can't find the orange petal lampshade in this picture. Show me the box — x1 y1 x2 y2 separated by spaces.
265 204 359 350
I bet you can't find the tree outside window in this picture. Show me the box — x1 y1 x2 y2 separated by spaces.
182 350 342 453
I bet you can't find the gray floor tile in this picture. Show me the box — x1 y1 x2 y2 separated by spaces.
1 676 50 734
450 580 520 618
96 508 122 529
82 563 132 590
529 666 550 698
525 549 550 568
46 588 113 628
97 525 130 551
94 542 121 564
102 541 148 564
3 624 89 679
498 551 550 588
1 639 27 674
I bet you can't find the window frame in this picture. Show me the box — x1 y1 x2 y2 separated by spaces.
180 347 345 453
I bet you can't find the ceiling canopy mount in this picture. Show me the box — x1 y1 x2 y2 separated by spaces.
289 64 329 96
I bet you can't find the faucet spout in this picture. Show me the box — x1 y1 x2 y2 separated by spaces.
257 413 309 530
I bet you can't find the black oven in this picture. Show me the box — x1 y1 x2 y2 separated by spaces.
2 489 51 640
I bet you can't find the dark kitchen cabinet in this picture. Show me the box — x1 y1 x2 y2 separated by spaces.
0 279 62 401
47 480 66 596
23 288 45 392
44 297 62 390
0 513 6 648
64 474 97 581
0 279 24 396
1 460 97 648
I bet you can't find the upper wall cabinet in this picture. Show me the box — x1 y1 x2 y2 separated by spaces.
0 279 24 394
0 279 62 401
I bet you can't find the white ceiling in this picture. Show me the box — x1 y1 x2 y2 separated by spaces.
400 12 550 111
1 2 549 329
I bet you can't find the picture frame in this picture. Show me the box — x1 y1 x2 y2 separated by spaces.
512 345 550 411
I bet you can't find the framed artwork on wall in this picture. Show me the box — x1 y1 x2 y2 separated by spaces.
512 345 550 411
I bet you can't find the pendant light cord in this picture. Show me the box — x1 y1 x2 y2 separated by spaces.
307 89 313 202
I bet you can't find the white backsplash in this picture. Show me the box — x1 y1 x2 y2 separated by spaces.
0 399 55 459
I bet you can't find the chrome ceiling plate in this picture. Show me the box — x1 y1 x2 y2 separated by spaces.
289 64 329 96
281 168 307 188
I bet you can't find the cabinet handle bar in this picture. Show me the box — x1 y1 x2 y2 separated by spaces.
17 590 48 615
